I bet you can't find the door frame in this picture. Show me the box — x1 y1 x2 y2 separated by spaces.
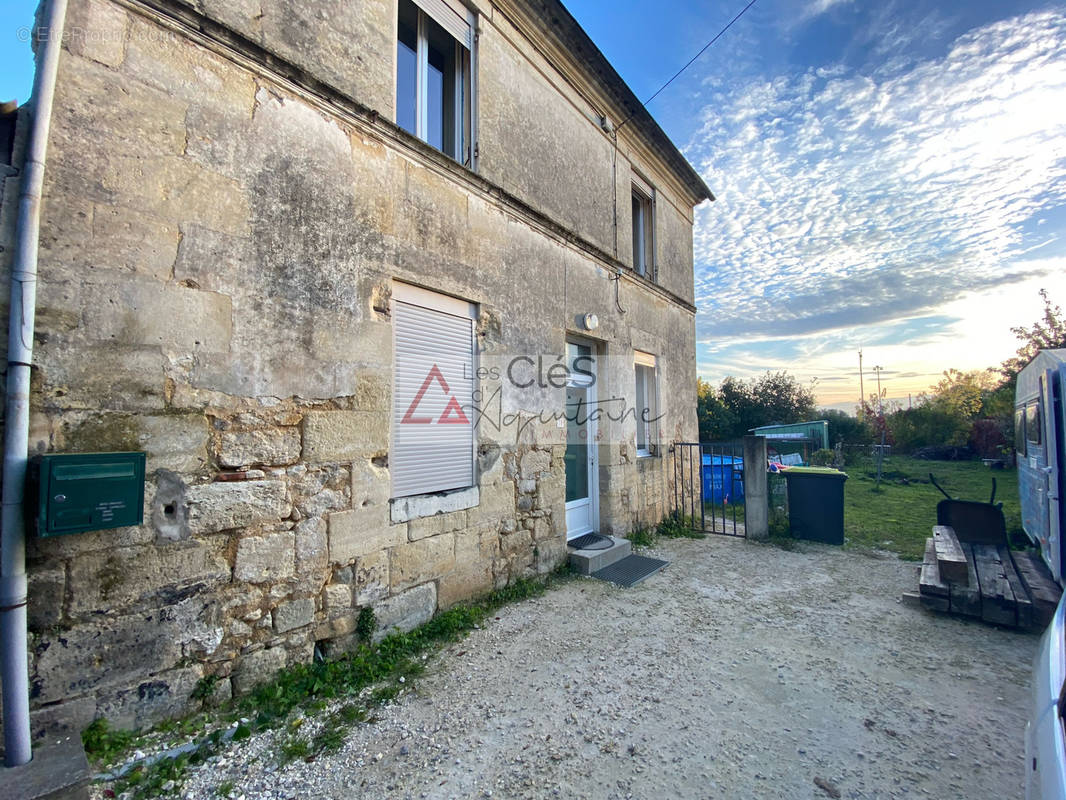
1044 367 1066 581
565 337 599 540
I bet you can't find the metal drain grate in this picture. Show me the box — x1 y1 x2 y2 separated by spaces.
591 554 669 587
568 533 613 550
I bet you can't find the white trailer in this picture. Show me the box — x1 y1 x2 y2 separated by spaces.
1016 349 1066 585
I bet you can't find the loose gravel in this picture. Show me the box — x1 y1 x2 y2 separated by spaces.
140 536 1039 799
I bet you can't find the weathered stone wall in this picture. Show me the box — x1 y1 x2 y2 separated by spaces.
0 0 701 738
476 2 700 303
136 0 702 303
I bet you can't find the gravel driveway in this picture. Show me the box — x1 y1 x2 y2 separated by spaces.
175 536 1038 800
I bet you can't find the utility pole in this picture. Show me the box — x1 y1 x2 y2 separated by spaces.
872 365 885 488
858 349 864 419
873 365 884 414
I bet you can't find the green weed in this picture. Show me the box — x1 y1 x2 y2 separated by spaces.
627 513 705 548
190 674 219 705
311 715 349 754
657 515 705 539
279 735 311 765
626 523 656 548
81 718 135 765
356 606 376 642
88 570 568 798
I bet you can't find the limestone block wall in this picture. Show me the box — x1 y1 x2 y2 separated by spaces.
0 0 701 738
125 0 704 304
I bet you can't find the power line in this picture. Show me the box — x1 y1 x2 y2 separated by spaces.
617 0 760 131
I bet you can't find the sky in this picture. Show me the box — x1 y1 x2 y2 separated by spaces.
2 0 1065 411
0 1 35 105
563 0 1066 410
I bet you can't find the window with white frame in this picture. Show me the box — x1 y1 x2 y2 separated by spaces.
634 351 658 457
391 282 477 498
631 174 654 278
396 0 473 164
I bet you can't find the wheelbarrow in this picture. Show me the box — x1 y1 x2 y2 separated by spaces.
929 473 1007 546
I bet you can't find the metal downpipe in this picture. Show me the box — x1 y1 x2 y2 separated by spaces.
2 0 68 767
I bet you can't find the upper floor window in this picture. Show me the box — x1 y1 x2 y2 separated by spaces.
631 174 655 278
397 0 473 164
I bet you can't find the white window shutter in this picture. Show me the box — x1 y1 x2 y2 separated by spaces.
391 285 476 498
634 350 656 368
413 0 473 48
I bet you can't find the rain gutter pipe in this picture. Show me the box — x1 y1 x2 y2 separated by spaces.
2 0 68 767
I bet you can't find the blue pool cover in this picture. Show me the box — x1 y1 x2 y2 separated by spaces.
702 454 744 502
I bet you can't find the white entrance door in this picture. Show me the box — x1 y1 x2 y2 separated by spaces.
1042 366 1065 581
565 341 598 539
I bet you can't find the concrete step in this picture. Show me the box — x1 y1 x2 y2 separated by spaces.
567 535 631 575
0 736 90 800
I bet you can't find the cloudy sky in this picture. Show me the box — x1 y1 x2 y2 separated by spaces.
566 0 1066 409
2 1 1065 410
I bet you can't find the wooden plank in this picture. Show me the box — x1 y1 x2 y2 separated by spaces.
919 593 950 613
933 525 968 585
948 542 982 618
900 590 923 608
999 546 1034 629
1013 551 1063 628
919 538 949 598
972 543 1017 627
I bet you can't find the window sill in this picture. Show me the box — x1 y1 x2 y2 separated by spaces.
390 486 479 523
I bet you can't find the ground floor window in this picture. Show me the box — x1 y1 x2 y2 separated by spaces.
634 351 658 456
391 281 477 498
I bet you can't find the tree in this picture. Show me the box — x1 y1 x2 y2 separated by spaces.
697 371 817 441
749 371 818 427
931 368 999 419
884 370 999 453
697 377 735 442
887 400 965 451
820 408 872 445
976 289 1066 457
1000 288 1066 382
863 395 897 447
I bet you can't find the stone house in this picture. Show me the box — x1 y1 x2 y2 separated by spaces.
0 0 711 737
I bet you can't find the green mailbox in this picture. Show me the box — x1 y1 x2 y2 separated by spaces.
34 452 146 537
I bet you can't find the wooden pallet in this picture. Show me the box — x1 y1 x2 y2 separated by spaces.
1013 551 1062 627
916 529 1061 629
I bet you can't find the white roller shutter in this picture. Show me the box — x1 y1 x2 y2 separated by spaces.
414 0 473 49
391 283 476 498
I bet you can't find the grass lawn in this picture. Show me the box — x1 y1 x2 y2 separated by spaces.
842 455 1023 561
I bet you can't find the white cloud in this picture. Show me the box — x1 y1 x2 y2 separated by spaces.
798 0 851 23
688 9 1066 359
698 262 1066 406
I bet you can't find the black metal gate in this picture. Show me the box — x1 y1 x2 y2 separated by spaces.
672 442 745 537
